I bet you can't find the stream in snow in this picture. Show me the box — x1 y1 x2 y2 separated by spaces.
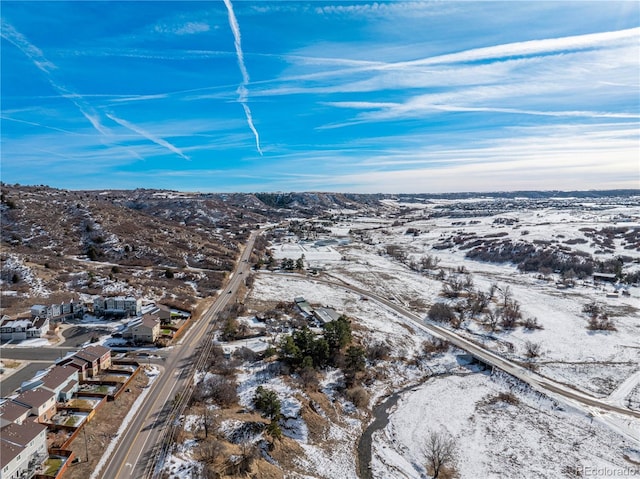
357 372 470 478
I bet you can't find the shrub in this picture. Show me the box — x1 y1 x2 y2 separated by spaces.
428 303 455 323
422 338 449 356
587 315 617 331
523 316 543 330
206 376 239 407
253 386 281 420
346 386 370 408
366 342 391 362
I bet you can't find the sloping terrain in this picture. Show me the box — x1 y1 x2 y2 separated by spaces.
0 185 375 314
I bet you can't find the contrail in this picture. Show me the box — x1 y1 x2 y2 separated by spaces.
106 113 189 160
223 0 263 155
1 19 109 136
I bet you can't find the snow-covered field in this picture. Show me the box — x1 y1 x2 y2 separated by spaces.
171 197 640 478
372 371 639 479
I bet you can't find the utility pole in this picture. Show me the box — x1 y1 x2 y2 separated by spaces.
83 423 89 462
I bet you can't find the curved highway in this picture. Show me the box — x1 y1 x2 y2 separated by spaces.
307 273 640 421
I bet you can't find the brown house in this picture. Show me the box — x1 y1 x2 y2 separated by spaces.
60 358 89 380
71 351 100 377
83 344 112 370
123 314 160 344
60 345 112 378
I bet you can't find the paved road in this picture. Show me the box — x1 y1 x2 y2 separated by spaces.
0 346 77 396
0 347 77 361
314 273 640 421
99 231 258 479
0 362 51 396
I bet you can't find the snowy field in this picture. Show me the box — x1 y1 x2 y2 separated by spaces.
372 371 639 479
169 197 639 478
327 199 640 397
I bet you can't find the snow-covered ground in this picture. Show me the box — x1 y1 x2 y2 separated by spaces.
170 197 639 478
372 371 638 479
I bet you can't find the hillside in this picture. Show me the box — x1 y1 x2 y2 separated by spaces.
0 185 369 315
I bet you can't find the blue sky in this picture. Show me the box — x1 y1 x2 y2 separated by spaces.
1 1 639 193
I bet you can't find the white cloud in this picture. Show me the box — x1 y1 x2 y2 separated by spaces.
1 19 109 136
254 27 638 103
154 21 210 36
253 122 639 193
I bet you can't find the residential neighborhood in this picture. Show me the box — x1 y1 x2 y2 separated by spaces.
0 294 180 479
0 343 146 479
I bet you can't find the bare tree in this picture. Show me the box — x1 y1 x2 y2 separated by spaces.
485 308 499 332
194 438 225 465
421 254 440 271
441 275 464 298
500 285 512 307
488 282 498 300
499 300 521 329
523 316 543 330
524 340 541 359
424 430 458 479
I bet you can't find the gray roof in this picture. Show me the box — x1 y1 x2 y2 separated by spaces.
0 440 22 468
313 308 341 324
83 344 111 358
41 365 78 390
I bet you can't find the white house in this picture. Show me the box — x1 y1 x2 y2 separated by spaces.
30 305 48 319
94 296 142 317
0 317 49 341
40 365 79 403
0 421 48 479
0 400 31 428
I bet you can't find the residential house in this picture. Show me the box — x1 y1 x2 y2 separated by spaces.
40 366 79 403
151 304 172 323
59 345 111 379
0 401 31 428
0 421 48 479
294 297 313 318
26 317 49 338
49 303 62 318
60 300 84 320
313 307 341 325
58 358 89 381
94 296 141 317
0 317 49 341
0 319 29 341
12 388 56 423
83 345 112 371
593 272 617 282
70 351 99 378
123 314 160 344
30 301 84 323
30 305 48 319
